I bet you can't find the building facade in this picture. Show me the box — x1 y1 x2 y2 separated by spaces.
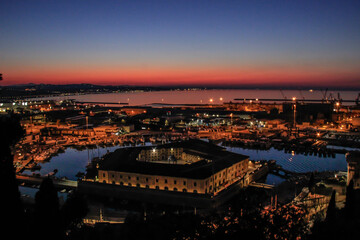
94 140 250 196
346 151 360 189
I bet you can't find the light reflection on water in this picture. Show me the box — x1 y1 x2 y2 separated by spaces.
225 146 347 185
36 89 359 106
22 146 119 180
225 147 347 173
24 145 347 186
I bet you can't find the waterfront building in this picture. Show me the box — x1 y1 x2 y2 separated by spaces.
80 140 257 207
94 140 249 195
346 151 360 188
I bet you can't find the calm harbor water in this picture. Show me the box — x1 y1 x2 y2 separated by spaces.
225 146 347 185
23 145 347 185
37 89 359 106
23 146 119 180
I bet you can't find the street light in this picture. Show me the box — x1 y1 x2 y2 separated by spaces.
292 97 296 128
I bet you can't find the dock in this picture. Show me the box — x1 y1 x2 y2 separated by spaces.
16 174 78 190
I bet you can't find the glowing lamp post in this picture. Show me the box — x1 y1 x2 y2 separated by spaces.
292 97 296 128
336 102 340 112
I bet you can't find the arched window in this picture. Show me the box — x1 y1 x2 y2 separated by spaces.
174 188 178 191
182 188 187 192
193 190 197 193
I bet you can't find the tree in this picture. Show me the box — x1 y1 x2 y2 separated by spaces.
261 205 308 240
0 114 25 236
325 190 336 223
345 180 356 219
308 172 315 194
61 191 88 232
34 177 63 240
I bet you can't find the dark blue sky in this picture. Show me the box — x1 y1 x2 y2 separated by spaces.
1 0 359 87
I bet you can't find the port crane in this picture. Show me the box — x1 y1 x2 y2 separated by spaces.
321 88 328 103
298 89 305 103
280 89 287 100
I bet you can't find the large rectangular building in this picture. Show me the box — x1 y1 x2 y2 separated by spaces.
88 140 249 196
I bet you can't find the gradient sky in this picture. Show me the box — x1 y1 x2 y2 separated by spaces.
1 0 360 88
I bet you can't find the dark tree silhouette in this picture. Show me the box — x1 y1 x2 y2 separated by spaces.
310 181 360 240
308 172 315 194
33 177 63 240
0 114 25 236
325 190 336 223
345 180 355 218
61 191 88 232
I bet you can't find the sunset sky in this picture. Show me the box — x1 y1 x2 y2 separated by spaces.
1 0 360 88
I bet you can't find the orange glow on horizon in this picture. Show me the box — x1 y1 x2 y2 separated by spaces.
2 65 360 87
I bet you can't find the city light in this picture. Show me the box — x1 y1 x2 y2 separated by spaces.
2 1 359 237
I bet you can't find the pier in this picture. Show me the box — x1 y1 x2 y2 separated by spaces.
16 174 78 190
248 182 275 190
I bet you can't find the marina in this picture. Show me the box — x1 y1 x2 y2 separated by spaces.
20 140 347 183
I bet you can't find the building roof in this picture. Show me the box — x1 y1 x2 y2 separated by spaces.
98 139 249 179
346 151 360 163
